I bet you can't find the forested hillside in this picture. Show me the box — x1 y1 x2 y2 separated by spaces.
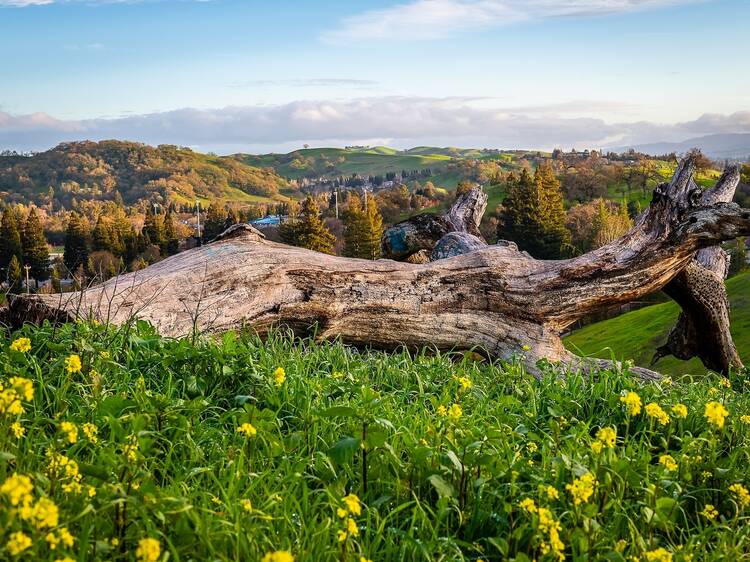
0 141 290 208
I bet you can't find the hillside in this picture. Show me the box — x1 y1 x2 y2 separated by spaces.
0 140 292 208
616 133 750 161
565 271 750 376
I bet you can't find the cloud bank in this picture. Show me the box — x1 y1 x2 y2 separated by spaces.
322 0 697 43
1 97 748 154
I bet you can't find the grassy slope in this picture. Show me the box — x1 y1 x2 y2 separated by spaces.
565 271 750 376
2 323 749 561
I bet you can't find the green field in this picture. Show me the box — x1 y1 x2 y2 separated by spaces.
1 322 749 561
565 271 750 377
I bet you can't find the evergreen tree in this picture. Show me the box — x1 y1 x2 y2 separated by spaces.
498 169 537 246
143 209 165 248
534 162 572 259
0 206 23 280
22 207 50 287
343 194 366 258
295 196 336 254
92 216 114 252
162 211 180 256
7 255 22 294
360 193 383 260
64 212 90 273
203 204 227 241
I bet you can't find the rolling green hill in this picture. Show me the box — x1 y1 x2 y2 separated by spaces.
0 140 292 209
565 271 750 377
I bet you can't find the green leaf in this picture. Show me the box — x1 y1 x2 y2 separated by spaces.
328 436 360 464
428 474 455 499
319 406 358 418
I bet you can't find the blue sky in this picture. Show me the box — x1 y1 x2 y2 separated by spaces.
0 0 748 153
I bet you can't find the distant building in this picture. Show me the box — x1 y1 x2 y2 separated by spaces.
250 215 284 228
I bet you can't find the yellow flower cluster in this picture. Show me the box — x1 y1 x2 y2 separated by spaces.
456 375 472 390
437 403 462 422
82 423 98 443
593 426 617 452
704 401 729 429
1 473 34 506
741 415 750 424
566 472 596 506
273 367 286 387
700 504 719 520
136 537 162 562
517 499 564 561
59 421 78 444
671 403 688 419
10 337 31 353
336 493 363 542
46 451 83 494
123 435 139 462
64 354 82 374
46 527 75 550
237 423 257 437
0 376 34 416
644 547 673 562
659 454 678 472
262 551 294 562
645 403 670 425
19 496 59 529
6 531 32 556
620 391 642 416
729 483 750 510
11 421 25 438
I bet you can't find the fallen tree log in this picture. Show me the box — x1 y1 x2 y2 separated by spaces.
6 158 750 379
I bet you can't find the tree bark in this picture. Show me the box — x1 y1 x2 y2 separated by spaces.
6 158 750 379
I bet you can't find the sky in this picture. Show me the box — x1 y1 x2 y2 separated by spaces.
0 0 748 154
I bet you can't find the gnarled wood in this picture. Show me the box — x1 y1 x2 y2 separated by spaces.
6 158 750 379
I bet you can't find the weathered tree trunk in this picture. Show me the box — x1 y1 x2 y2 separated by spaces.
6 158 750 379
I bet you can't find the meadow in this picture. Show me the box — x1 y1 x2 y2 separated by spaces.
1 321 749 561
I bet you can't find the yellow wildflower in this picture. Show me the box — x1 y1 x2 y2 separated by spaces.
644 547 673 562
659 455 678 472
23 497 59 529
519 498 537 513
10 422 24 438
336 507 347 518
545 486 560 501
671 404 688 419
645 403 670 425
741 415 750 424
123 436 139 462
596 426 617 449
436 405 447 417
661 376 673 386
700 504 718 520
343 493 362 516
82 423 98 443
456 376 472 390
620 391 642 416
241 499 253 512
347 517 359 537
1 473 33 506
262 550 294 562
566 472 596 506
135 537 161 562
591 441 603 454
526 441 538 453
337 530 348 542
360 558 373 562
273 367 286 387
729 483 750 510
64 354 82 374
54 558 76 562
447 403 462 421
718 377 731 388
6 531 32 556
237 423 257 437
45 527 74 550
704 401 729 429
10 337 31 353
9 377 34 401
59 421 78 444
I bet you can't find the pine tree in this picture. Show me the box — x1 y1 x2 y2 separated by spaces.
22 207 50 287
203 204 227 241
534 162 572 259
0 206 23 280
64 212 90 273
343 194 366 258
498 168 538 248
360 193 383 260
143 209 165 248
93 216 114 252
7 255 22 294
162 211 180 256
295 196 336 254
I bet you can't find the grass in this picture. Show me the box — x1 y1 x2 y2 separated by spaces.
1 322 750 561
565 271 750 377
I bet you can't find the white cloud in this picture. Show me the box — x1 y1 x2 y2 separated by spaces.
321 0 699 43
0 97 747 154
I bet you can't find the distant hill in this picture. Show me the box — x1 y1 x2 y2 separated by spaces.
565 271 750 377
0 140 291 208
615 133 750 161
